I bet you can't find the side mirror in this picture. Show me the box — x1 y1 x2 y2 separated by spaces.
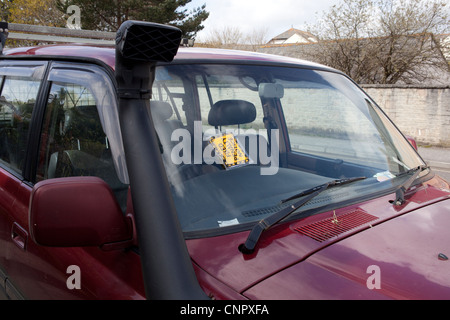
29 177 132 249
406 135 418 150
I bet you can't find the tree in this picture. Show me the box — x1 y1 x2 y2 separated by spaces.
8 0 66 27
6 0 66 47
201 26 269 50
58 0 209 38
0 0 13 22
202 26 243 48
307 0 449 84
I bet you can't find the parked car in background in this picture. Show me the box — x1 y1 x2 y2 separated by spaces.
0 21 449 300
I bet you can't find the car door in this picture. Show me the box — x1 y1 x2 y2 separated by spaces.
0 60 144 299
0 60 48 299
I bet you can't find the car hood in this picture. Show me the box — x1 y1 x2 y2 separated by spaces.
187 181 450 299
244 197 450 299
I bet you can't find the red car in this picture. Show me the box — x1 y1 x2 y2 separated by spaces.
0 21 449 300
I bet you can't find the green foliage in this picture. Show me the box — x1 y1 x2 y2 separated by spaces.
57 0 209 38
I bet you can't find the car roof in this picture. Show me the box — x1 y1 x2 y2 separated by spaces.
4 44 117 68
3 43 334 72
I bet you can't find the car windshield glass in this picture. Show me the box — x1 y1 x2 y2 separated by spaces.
150 64 426 235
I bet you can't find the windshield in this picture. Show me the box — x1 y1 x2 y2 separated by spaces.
150 63 426 235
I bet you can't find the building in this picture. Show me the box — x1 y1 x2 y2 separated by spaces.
267 28 318 45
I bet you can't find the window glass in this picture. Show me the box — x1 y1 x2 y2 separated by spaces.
47 63 128 184
0 76 41 173
280 80 384 166
152 64 425 235
277 71 420 172
196 73 265 134
37 75 128 211
152 71 187 126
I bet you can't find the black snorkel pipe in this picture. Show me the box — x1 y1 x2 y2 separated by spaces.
115 21 208 300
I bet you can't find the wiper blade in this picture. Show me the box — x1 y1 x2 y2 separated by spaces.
393 165 428 206
239 176 366 254
280 176 367 204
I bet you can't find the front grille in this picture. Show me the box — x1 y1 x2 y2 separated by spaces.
294 209 378 242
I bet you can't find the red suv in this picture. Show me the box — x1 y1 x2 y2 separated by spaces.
0 21 449 300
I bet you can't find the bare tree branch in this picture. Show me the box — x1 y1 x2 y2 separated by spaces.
306 0 449 84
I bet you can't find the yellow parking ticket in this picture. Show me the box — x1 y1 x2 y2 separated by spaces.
209 133 250 169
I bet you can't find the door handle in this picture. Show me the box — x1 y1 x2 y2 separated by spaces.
11 222 28 251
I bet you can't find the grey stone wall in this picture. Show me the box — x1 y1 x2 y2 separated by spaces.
361 85 450 147
197 84 450 147
257 44 449 146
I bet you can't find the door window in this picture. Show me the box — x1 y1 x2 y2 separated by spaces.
37 64 128 211
0 64 45 174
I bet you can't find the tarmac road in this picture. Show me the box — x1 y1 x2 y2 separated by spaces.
418 147 450 182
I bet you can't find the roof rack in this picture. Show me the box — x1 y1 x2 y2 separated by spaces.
0 22 115 49
0 22 194 55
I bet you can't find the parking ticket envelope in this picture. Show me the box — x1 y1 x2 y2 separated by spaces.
209 133 250 169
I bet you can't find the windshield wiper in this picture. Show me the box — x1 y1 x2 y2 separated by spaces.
239 176 366 254
393 165 428 206
280 176 367 204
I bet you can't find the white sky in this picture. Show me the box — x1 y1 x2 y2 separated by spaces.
184 0 342 41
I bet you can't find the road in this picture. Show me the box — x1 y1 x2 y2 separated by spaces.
418 147 450 183
431 168 450 182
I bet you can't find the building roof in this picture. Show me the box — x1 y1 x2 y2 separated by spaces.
268 28 318 44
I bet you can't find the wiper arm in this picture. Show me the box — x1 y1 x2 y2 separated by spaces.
393 165 428 206
280 176 367 204
239 176 366 254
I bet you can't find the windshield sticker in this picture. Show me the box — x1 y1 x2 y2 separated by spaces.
209 133 250 169
374 171 395 182
218 218 239 227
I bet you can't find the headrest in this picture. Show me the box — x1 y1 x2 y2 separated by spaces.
64 105 102 135
208 100 256 127
150 100 173 121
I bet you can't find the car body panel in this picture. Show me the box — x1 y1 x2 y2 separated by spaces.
1 43 450 300
4 45 333 72
244 196 450 299
0 49 146 299
0 168 146 299
188 176 450 299
5 45 117 69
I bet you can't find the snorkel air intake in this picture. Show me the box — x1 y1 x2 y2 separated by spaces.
115 21 208 300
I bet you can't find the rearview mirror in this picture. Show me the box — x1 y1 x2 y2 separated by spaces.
259 83 284 99
29 177 132 249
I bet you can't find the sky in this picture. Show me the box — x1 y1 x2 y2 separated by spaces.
184 0 342 41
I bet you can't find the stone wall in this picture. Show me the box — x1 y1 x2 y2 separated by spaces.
361 85 450 147
256 44 450 147
198 84 450 147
